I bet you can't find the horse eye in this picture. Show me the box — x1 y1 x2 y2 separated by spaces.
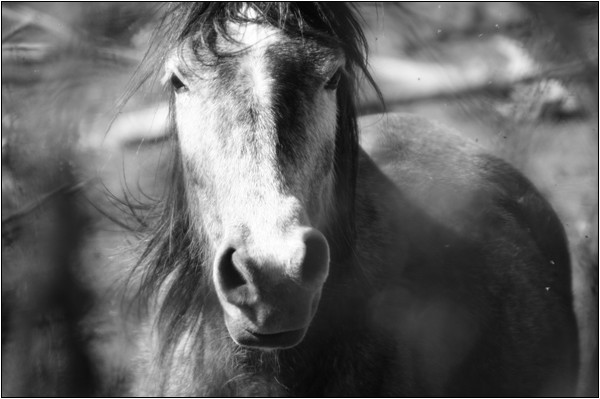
170 74 188 92
324 69 342 91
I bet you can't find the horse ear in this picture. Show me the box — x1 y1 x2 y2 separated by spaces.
160 71 170 87
162 56 179 86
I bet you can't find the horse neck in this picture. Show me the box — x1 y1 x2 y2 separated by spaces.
323 117 359 263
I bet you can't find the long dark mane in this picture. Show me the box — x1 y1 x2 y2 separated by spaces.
128 2 382 364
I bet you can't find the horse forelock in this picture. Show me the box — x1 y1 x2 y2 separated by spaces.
127 1 383 381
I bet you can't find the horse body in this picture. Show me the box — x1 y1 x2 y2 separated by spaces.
121 3 578 396
126 114 578 397
354 114 578 396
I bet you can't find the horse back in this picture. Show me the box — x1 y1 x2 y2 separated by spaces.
355 113 579 396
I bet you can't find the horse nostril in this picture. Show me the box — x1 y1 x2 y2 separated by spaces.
299 229 330 287
216 247 247 291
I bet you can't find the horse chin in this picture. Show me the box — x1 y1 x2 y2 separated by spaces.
228 326 308 350
222 291 323 350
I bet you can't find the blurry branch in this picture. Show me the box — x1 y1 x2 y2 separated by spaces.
361 54 598 114
2 19 32 42
2 42 53 63
84 103 170 149
2 5 82 43
1 43 141 84
2 178 99 228
2 5 142 85
85 46 141 66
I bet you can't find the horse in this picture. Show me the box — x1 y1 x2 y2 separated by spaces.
121 2 579 396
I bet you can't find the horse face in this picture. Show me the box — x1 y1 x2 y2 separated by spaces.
166 21 344 349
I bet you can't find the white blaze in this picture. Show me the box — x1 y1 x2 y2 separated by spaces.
227 10 279 107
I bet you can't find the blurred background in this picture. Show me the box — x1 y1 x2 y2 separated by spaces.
1 2 597 396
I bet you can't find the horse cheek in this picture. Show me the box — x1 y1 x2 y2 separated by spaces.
303 91 337 226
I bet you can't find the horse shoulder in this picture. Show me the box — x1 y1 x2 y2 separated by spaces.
357 112 571 285
355 113 578 395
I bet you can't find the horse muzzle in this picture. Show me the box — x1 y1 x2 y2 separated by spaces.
213 228 330 349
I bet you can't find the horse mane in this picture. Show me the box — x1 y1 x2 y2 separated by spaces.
127 1 383 367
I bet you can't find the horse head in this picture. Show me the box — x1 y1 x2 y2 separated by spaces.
161 3 369 349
